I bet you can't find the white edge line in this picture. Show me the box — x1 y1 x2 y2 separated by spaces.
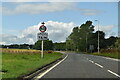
107 70 120 78
94 63 103 68
34 54 68 79
102 57 120 62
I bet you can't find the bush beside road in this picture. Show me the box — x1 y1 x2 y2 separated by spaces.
89 52 120 59
92 48 120 59
84 48 120 59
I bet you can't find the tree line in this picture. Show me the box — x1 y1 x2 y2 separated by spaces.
66 21 118 52
0 41 66 51
1 21 119 52
1 44 33 49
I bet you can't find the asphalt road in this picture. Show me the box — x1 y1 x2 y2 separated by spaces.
35 52 120 79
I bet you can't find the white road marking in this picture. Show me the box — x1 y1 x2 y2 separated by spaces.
102 57 120 61
34 54 68 80
94 63 103 68
86 57 120 78
107 70 120 78
86 58 94 63
87 59 103 68
86 58 89 60
89 60 94 63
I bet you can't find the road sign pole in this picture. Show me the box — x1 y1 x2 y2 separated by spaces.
41 40 44 58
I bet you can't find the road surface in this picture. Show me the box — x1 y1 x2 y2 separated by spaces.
35 52 120 79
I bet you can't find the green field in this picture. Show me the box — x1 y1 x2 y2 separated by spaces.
2 51 63 79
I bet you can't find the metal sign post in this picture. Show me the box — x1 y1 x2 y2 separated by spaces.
41 40 43 58
37 22 48 58
89 45 94 53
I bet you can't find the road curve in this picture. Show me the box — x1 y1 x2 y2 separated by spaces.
35 52 120 79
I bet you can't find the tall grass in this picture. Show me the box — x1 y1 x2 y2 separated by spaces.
1 48 41 54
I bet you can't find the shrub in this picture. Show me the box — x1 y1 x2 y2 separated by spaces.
100 48 119 54
48 50 53 54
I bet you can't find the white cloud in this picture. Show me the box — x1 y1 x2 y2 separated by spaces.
1 21 76 45
94 25 117 38
1 21 117 45
0 42 6 45
81 12 101 16
1 0 119 2
94 25 116 32
1 2 103 16
78 8 103 16
45 21 76 42
2 2 75 15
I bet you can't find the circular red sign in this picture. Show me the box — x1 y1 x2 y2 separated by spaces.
39 25 47 32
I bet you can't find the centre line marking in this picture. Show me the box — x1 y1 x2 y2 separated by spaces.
34 54 68 80
94 63 103 68
89 60 94 63
107 70 120 78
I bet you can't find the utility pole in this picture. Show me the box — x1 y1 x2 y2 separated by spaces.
95 20 100 54
86 33 87 52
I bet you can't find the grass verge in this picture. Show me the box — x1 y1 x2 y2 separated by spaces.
86 52 120 59
2 52 63 79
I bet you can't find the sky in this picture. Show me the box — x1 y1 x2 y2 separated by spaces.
0 0 119 45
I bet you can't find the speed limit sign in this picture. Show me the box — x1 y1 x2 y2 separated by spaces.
37 22 48 58
39 25 47 32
